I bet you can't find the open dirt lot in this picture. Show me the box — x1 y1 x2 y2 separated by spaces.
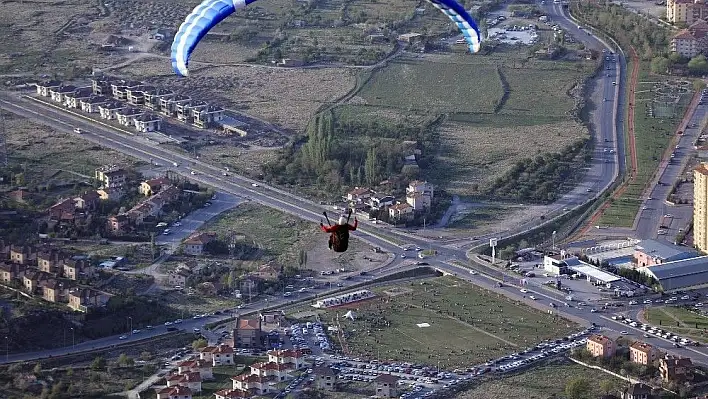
4 113 138 186
116 60 357 132
316 276 578 369
195 203 387 273
454 360 625 399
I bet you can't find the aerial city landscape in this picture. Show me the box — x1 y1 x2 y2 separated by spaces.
7 0 708 398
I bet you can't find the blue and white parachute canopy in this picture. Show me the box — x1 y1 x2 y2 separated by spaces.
171 0 481 77
426 0 481 54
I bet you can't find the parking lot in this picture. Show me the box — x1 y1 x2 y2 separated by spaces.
307 326 597 399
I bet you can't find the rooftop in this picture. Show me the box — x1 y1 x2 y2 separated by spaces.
642 256 708 290
635 239 697 262
568 264 619 283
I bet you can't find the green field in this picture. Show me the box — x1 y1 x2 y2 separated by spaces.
644 306 708 343
315 276 578 369
358 56 503 114
196 203 319 265
454 361 626 399
599 63 691 227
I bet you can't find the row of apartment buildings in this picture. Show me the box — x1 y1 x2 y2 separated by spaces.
586 334 694 383
0 244 109 312
346 180 434 221
35 82 163 133
35 77 228 132
667 0 708 25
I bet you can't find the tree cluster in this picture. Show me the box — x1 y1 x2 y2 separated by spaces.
485 139 590 203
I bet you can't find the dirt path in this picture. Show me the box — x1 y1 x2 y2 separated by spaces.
401 301 519 347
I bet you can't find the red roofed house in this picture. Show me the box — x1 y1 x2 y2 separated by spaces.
233 317 263 348
267 349 306 370
231 374 274 395
215 388 251 399
671 20 708 58
388 202 414 221
346 187 372 203
177 359 214 380
249 361 294 381
166 371 202 393
586 334 616 358
155 385 192 399
660 355 694 383
630 341 658 365
199 344 234 366
183 233 217 256
139 177 171 196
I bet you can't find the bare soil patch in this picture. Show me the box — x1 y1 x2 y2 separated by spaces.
116 61 357 132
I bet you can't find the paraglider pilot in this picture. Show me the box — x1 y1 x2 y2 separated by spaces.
320 209 358 252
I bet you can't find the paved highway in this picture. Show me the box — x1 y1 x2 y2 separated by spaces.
635 96 707 240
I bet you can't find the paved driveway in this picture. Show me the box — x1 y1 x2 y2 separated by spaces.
156 191 244 248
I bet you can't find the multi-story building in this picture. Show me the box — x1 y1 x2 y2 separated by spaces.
313 366 337 391
667 0 708 24
116 107 145 127
49 85 77 104
630 341 658 365
37 248 66 274
633 239 697 267
193 105 224 128
694 162 708 252
166 371 202 393
233 318 263 348
63 258 93 281
177 359 214 380
586 334 616 358
199 344 234 366
267 349 306 370
35 80 62 97
80 95 110 113
126 85 155 106
406 180 434 198
374 374 399 398
161 95 191 117
134 114 162 132
63 88 93 109
671 20 708 58
110 80 142 101
177 100 207 123
98 102 125 120
68 288 111 312
139 177 171 196
143 88 173 110
659 355 694 383
95 165 128 189
10 245 36 265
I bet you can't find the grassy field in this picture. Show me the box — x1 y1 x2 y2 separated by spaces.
430 117 589 195
454 360 626 399
351 52 593 194
196 202 319 265
598 64 690 227
644 306 708 343
4 113 138 187
447 205 510 229
358 56 503 114
314 276 578 369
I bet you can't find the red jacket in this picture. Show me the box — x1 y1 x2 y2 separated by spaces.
321 219 357 233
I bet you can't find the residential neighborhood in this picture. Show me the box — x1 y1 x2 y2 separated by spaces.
34 75 229 134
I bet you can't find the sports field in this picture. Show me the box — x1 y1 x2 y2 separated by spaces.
317 277 578 369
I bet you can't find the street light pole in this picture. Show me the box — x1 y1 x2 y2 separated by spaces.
71 328 75 348
552 231 557 250
5 336 8 361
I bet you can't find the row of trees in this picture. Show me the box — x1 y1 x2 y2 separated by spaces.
574 1 670 60
484 139 591 203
